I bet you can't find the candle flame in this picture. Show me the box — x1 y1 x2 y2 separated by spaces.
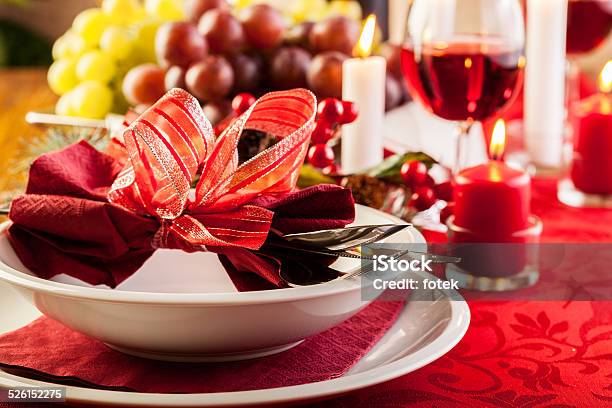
489 119 506 160
354 14 377 58
598 60 612 93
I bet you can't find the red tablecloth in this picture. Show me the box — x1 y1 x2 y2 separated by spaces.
308 178 612 407
1 179 610 408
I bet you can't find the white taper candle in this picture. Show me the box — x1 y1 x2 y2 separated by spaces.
524 0 568 169
341 15 386 174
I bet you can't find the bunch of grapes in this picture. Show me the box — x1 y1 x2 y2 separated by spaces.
123 0 409 125
47 0 185 119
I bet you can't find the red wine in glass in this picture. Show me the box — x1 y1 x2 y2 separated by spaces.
401 40 524 122
566 0 612 55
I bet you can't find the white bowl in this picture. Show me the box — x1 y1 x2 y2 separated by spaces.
0 205 425 362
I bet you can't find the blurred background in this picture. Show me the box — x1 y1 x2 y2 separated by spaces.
0 0 609 74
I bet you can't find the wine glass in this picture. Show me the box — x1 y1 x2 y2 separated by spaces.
566 0 612 110
400 0 526 173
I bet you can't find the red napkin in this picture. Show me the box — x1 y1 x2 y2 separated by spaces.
8 141 355 290
0 301 403 394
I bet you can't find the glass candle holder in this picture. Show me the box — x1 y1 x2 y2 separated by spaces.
446 215 542 292
558 89 612 208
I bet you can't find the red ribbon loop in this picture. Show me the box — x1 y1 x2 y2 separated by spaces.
108 88 317 251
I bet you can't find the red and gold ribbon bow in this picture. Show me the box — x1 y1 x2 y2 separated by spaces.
108 88 316 252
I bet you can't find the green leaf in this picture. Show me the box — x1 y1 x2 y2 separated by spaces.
297 165 337 188
367 152 436 184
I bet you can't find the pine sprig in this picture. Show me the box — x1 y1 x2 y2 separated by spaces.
1 127 108 206
11 126 108 176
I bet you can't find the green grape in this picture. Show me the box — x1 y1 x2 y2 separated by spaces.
70 34 95 57
145 0 185 21
73 8 110 44
134 19 162 63
76 50 117 83
326 0 362 20
55 92 76 116
102 0 142 25
70 81 113 119
52 34 72 60
100 27 133 60
47 59 78 95
291 0 327 22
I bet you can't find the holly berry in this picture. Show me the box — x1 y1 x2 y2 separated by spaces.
308 143 335 168
400 161 428 189
410 186 437 212
434 181 454 202
340 101 358 124
440 202 455 224
317 98 344 123
424 174 435 188
231 92 256 114
311 120 335 144
322 163 340 175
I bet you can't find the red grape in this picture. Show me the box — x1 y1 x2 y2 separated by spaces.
434 181 454 202
311 120 335 144
269 47 311 89
198 9 245 54
308 144 335 168
232 92 256 114
185 0 230 22
155 22 208 68
285 21 314 49
202 100 232 125
228 53 263 92
340 101 358 124
309 16 360 55
385 75 403 111
240 4 285 50
164 65 187 91
410 186 437 211
400 161 428 189
317 98 344 123
186 55 234 101
306 51 347 99
122 64 166 105
379 43 403 79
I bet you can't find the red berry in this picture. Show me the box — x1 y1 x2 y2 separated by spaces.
322 163 340 175
308 144 335 168
400 161 428 188
440 202 455 224
231 92 256 114
434 181 454 202
424 174 436 187
339 101 358 124
410 186 437 212
311 120 335 144
317 98 344 123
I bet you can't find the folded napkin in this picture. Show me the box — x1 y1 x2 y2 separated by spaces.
0 301 403 394
8 88 356 290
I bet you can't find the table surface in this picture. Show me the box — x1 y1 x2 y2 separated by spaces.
0 69 611 408
0 69 56 195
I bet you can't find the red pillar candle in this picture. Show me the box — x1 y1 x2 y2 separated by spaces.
570 62 612 195
453 120 531 239
448 120 540 281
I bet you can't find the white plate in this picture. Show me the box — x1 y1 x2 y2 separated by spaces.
0 270 469 407
0 205 428 362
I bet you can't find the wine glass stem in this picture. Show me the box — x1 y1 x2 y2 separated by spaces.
454 122 473 174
